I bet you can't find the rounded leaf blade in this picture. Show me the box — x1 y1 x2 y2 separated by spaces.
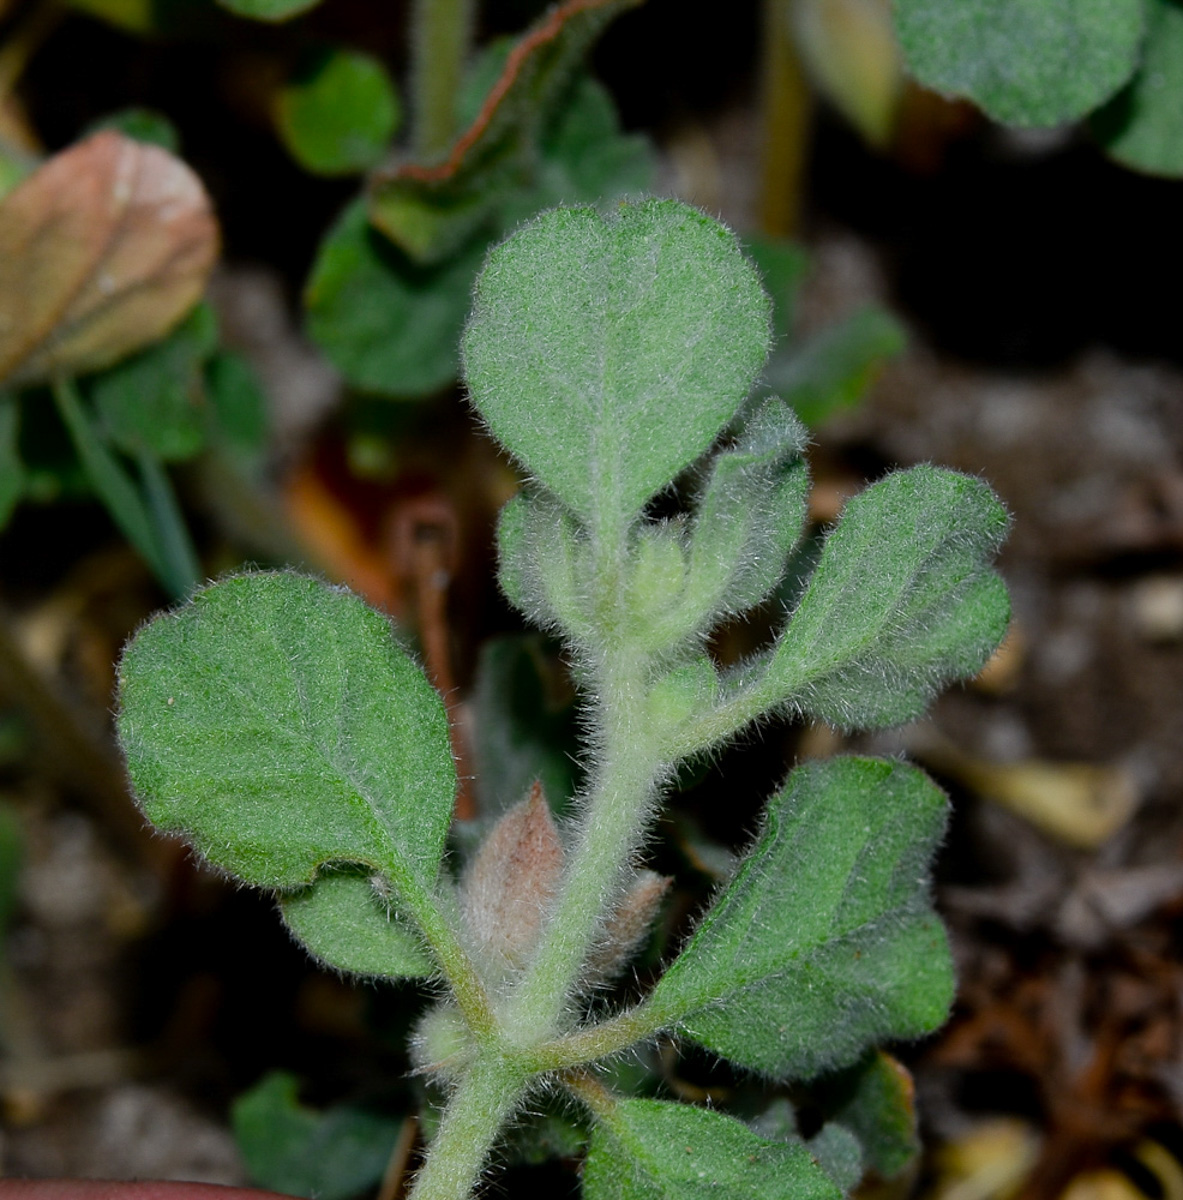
462 199 772 523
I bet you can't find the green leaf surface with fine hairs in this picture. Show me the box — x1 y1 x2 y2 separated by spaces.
1094 0 1183 176
894 0 1144 127
232 1071 401 1200
217 0 321 22
368 0 642 264
766 464 1010 730
766 305 906 428
649 757 953 1080
815 1051 920 1180
582 1098 843 1200
464 200 772 524
305 200 485 398
807 1123 863 1193
0 396 24 529
116 572 456 890
279 867 433 979
276 48 400 176
91 302 217 461
682 397 809 629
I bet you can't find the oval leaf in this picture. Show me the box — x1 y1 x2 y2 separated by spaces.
276 48 401 176
583 1098 843 1200
116 572 457 892
1094 0 1183 176
649 757 954 1081
463 199 772 525
895 0 1145 128
766 464 1010 730
0 131 219 388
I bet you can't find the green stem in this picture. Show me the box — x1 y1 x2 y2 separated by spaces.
406 1050 530 1200
509 640 664 1038
528 1002 663 1073
137 451 202 598
410 0 476 159
392 869 496 1038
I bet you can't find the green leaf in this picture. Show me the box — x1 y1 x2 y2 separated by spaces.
463 199 772 525
894 0 1145 127
116 572 457 892
305 199 485 398
369 0 643 264
765 464 1010 730
583 1097 843 1200
280 867 433 979
680 397 809 632
86 108 181 153
91 302 217 462
232 1071 401 1200
649 757 954 1080
499 74 656 227
742 234 810 344
1094 0 1183 175
217 0 322 23
765 305 907 428
276 48 401 176
469 634 581 818
204 350 269 458
815 1051 920 1180
0 395 25 530
807 1123 863 1193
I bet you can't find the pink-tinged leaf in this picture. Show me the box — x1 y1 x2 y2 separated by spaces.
460 780 566 973
0 130 219 387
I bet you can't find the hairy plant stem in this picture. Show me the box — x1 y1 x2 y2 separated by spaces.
508 516 665 1037
410 0 475 159
406 1049 531 1200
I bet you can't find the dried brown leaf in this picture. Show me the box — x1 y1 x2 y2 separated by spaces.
0 131 218 387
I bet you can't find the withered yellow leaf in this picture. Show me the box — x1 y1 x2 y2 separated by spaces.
0 130 218 387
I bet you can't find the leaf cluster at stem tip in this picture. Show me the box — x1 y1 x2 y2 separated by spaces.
117 196 1011 1200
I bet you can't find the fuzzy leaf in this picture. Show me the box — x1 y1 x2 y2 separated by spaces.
0 131 218 387
276 48 401 176
463 199 772 525
305 199 485 398
895 0 1144 127
1094 0 1183 176
649 757 953 1080
764 464 1010 730
766 305 906 428
583 1098 843 1200
116 572 457 892
91 301 217 461
681 397 809 630
368 0 642 264
816 1051 920 1180
279 867 433 979
232 1071 401 1200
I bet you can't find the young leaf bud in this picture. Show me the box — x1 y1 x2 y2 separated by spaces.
647 657 719 738
410 1002 474 1083
583 869 671 988
627 523 687 640
460 781 565 976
